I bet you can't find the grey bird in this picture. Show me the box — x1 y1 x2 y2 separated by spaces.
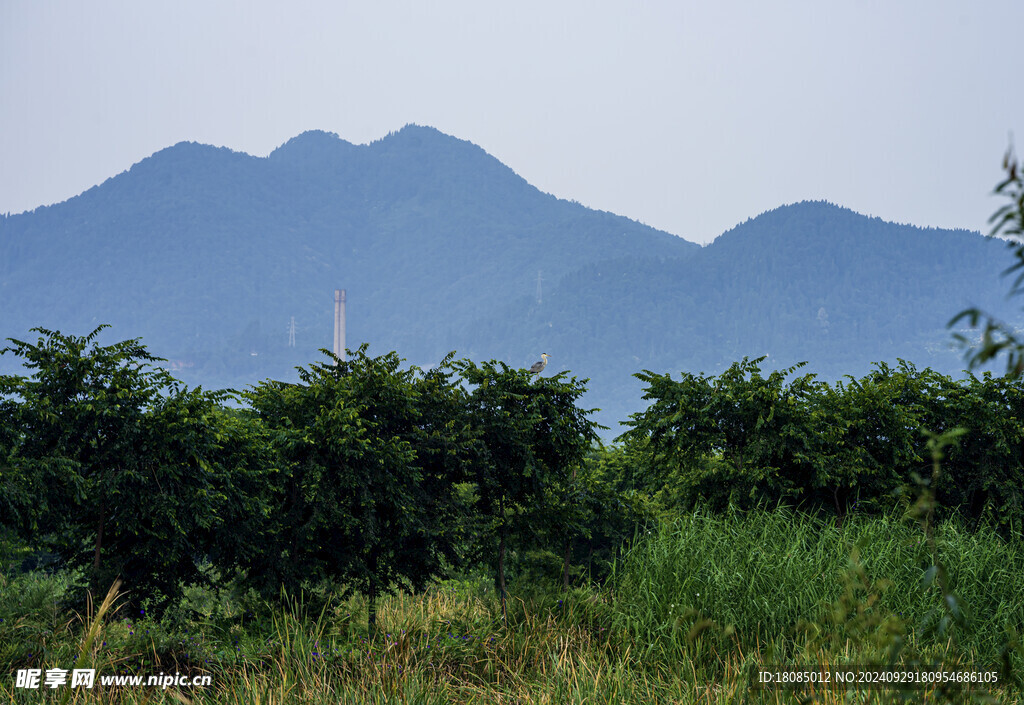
529 353 551 376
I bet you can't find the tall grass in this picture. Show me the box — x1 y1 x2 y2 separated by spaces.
3 510 1023 702
611 507 1024 672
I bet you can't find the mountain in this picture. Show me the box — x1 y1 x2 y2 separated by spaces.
1 127 1020 433
0 125 695 380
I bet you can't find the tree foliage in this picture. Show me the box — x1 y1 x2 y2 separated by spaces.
0 327 266 605
620 358 833 511
620 357 1024 529
951 148 1024 376
456 361 599 619
244 347 476 631
1 327 611 624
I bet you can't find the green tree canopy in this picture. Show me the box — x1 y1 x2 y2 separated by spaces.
0 326 266 605
244 347 474 632
457 360 599 620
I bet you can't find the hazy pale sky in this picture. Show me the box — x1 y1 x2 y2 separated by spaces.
2 1 1022 244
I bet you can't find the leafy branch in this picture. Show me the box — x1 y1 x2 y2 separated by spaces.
950 147 1024 377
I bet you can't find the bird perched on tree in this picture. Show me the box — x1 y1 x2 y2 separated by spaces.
529 353 550 376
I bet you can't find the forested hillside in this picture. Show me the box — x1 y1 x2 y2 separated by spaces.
0 127 693 401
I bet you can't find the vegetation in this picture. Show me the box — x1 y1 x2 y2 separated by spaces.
953 148 1024 377
456 359 598 624
0 326 265 606
242 347 470 633
621 356 1024 531
3 323 1024 702
0 329 603 628
2 509 1022 703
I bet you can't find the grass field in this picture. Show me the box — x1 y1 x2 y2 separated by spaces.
3 508 1022 703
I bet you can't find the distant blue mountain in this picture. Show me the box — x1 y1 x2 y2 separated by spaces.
1 127 1018 431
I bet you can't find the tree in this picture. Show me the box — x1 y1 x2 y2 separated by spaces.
553 446 650 586
0 326 264 605
0 392 35 550
620 358 835 511
244 347 473 633
457 360 598 623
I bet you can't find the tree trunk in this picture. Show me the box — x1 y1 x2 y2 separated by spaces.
93 500 106 572
733 443 744 475
498 527 507 627
368 595 377 636
562 539 571 590
368 574 378 637
562 467 577 590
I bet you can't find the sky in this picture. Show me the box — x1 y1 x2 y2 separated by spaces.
2 1 1022 245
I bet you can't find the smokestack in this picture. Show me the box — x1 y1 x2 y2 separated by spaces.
333 289 346 361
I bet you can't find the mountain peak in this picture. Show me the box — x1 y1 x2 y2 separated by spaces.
137 140 247 166
268 130 355 162
377 123 454 142
371 124 497 161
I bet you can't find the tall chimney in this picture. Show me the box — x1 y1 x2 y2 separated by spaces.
333 289 346 361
